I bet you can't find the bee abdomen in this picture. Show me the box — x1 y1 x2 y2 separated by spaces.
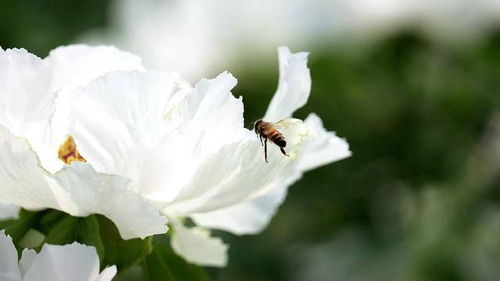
269 131 286 147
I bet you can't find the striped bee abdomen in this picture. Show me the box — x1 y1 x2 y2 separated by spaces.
268 130 286 147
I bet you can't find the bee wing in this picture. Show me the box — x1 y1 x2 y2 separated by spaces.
273 118 302 129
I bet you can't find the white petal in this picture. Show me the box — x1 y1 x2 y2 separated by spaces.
141 72 244 201
0 123 61 210
263 46 311 122
94 266 117 281
46 44 144 94
0 124 166 239
69 71 244 204
170 219 228 267
69 70 190 179
164 139 284 214
0 45 145 174
164 126 304 215
0 202 20 220
19 249 38 278
192 186 288 235
37 45 146 173
0 48 53 137
0 230 22 281
51 162 168 240
23 242 100 281
191 114 351 235
297 113 351 172
178 71 241 129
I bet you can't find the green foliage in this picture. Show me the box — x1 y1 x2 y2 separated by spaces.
40 214 104 258
143 235 211 281
79 216 105 258
143 247 176 281
0 210 210 280
0 210 42 243
96 215 154 270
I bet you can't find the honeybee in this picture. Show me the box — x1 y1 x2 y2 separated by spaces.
253 118 300 163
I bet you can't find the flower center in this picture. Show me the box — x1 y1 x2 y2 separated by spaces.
58 136 86 164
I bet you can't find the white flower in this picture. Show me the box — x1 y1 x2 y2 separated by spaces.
0 45 167 239
0 230 116 281
66 46 350 266
0 43 349 266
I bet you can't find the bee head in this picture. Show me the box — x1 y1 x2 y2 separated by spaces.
253 119 263 134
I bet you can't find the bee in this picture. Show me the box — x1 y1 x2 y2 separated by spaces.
254 118 300 163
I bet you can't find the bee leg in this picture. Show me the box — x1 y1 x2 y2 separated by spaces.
264 138 268 163
280 147 289 156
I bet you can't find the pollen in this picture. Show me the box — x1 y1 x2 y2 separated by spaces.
58 136 86 164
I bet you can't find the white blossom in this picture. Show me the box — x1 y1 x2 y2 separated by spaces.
0 230 116 281
66 46 350 265
0 45 167 239
0 44 350 266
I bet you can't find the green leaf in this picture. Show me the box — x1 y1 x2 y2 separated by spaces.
143 247 175 281
97 215 153 270
1 209 41 242
36 209 67 234
31 212 153 270
77 215 104 259
2 210 157 273
40 214 104 258
143 235 211 281
42 215 80 245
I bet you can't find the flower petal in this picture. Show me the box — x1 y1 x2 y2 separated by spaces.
0 48 53 137
176 71 241 130
164 124 305 215
0 45 146 174
69 71 244 204
0 202 20 220
170 219 228 267
51 162 168 239
0 124 61 210
140 72 244 201
263 46 311 122
0 230 22 281
37 45 146 173
69 70 190 180
191 114 350 234
46 44 144 94
23 242 100 281
0 124 166 239
297 113 351 172
94 266 117 281
192 186 288 235
19 249 38 278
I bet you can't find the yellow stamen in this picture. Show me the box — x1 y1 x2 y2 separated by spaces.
58 136 86 164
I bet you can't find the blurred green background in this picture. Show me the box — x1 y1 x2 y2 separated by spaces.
1 1 500 281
